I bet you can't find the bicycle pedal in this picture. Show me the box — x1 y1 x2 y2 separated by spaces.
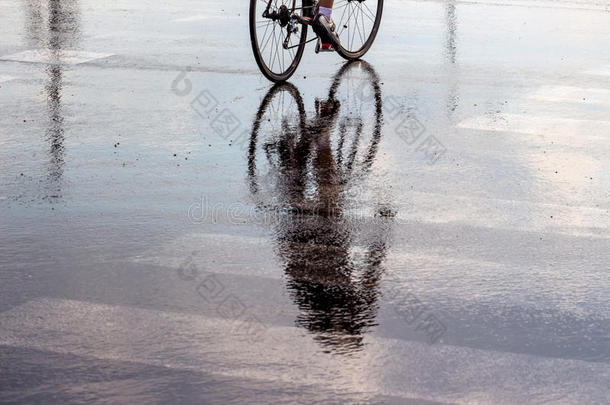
315 38 335 54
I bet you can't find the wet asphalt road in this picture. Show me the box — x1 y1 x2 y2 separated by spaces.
1 0 610 403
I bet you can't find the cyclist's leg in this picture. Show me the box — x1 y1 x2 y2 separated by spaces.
318 0 334 19
313 0 340 52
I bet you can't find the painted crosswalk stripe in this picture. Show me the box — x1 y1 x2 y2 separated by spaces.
0 49 114 65
457 113 610 142
1 298 608 404
173 14 219 22
526 85 610 107
0 74 16 83
584 66 610 76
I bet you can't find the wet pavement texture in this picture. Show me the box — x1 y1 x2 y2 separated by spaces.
1 0 610 404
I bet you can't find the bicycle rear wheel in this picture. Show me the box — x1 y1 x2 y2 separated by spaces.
333 0 383 60
250 0 309 82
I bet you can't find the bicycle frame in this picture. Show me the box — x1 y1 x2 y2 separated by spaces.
251 0 382 81
260 0 318 49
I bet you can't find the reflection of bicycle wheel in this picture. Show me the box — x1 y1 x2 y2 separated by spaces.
324 60 383 184
248 62 383 204
248 82 308 200
333 0 384 60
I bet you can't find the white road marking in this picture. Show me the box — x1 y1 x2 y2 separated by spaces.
172 15 216 22
457 113 610 141
0 49 114 65
1 298 608 404
464 0 610 11
526 85 610 107
131 231 277 275
399 191 609 238
584 65 610 76
0 74 16 83
171 12 238 22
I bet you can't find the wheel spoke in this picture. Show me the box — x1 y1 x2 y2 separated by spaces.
358 3 366 46
270 24 277 70
261 22 274 55
361 3 377 22
356 4 365 47
336 6 348 36
276 28 283 72
259 21 273 53
333 0 379 52
354 4 364 49
345 3 357 50
281 31 285 72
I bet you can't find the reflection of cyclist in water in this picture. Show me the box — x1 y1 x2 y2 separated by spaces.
248 61 395 353
284 96 342 217
310 98 341 215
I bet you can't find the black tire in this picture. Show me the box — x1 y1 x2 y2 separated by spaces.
249 0 309 82
333 0 383 61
